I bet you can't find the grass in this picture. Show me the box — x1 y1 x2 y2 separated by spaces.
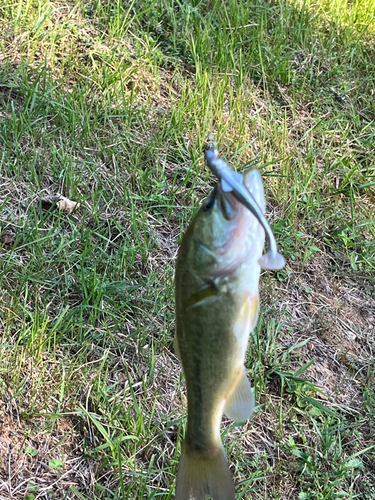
0 0 375 498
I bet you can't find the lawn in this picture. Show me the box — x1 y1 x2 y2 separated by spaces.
0 0 374 499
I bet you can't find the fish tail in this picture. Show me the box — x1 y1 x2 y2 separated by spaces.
175 441 235 500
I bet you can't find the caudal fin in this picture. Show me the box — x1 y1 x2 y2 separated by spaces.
175 442 235 500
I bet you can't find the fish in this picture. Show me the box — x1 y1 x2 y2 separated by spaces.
174 147 285 500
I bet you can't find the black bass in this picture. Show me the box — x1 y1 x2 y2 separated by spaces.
174 148 284 500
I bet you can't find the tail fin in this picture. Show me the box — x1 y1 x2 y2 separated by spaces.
175 442 235 500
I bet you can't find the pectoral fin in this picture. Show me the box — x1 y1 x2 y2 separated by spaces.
185 282 219 310
224 369 255 422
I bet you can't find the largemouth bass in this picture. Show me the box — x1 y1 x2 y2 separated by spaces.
174 148 284 500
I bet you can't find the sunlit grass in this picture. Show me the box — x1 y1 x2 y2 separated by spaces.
0 0 374 498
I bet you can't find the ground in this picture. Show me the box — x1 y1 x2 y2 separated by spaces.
0 0 374 499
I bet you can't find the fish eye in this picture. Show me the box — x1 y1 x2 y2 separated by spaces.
203 197 214 213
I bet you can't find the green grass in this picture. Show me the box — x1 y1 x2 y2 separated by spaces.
0 0 375 498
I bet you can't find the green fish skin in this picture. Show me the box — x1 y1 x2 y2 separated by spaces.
175 168 266 500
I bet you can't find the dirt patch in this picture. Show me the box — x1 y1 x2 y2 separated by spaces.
277 252 374 393
0 413 91 500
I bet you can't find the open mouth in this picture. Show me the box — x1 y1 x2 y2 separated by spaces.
205 146 285 271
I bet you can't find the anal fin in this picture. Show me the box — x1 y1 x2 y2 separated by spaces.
224 369 255 422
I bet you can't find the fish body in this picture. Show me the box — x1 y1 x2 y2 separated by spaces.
175 168 267 500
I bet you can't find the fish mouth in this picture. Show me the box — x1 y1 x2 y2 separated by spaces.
204 184 239 221
197 207 250 278
196 182 253 278
205 146 285 271
217 186 239 221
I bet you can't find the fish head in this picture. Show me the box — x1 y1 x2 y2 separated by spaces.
185 169 266 277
